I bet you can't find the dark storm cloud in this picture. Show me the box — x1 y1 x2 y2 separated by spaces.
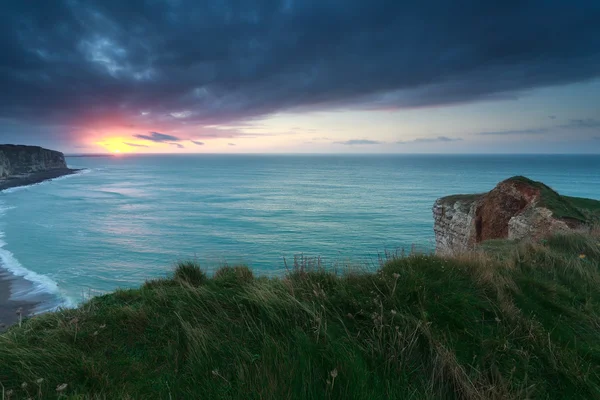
477 128 548 135
1 0 600 140
397 136 463 144
133 132 182 142
123 142 149 147
334 139 382 145
191 140 205 145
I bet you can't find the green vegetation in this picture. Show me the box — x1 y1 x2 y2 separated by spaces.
564 196 600 224
438 193 483 204
2 234 600 399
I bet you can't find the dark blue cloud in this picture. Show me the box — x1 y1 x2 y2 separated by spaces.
563 118 600 128
334 140 382 145
0 0 599 141
397 136 463 144
123 142 149 147
191 140 205 145
477 128 548 135
134 132 182 142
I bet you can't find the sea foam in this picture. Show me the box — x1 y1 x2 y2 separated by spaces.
0 203 75 310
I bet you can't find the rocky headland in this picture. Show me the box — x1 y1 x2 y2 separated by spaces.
0 144 79 191
433 176 600 254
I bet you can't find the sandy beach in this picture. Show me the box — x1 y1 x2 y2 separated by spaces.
0 270 38 332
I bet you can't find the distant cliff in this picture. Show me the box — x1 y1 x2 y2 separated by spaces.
0 145 68 179
433 176 600 254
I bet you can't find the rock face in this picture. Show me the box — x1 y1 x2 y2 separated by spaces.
433 195 480 255
433 177 589 255
0 145 67 178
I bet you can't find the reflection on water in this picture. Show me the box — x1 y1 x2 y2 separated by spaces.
1 154 599 309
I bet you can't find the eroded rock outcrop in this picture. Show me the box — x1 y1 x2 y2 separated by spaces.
433 177 593 254
0 145 67 178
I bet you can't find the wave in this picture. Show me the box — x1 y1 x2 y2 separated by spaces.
1 168 92 194
0 203 76 311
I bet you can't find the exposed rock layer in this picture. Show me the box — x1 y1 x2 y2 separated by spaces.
0 145 67 178
433 177 592 254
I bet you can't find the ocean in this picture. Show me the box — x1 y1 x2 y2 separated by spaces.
1 154 599 312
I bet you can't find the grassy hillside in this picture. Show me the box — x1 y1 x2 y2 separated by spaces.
1 233 600 399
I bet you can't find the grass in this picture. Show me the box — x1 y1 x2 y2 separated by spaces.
438 193 483 203
564 196 600 224
1 234 600 399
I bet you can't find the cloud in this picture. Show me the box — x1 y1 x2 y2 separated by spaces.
191 140 205 145
396 136 463 144
169 143 184 148
477 128 548 135
563 118 600 128
228 143 236 146
0 0 599 143
548 115 557 120
123 142 149 147
134 132 181 142
334 139 382 145
594 136 600 140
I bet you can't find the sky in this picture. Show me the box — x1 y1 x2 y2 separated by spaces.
1 0 599 154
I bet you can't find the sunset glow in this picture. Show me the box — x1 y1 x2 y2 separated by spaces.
1 1 598 154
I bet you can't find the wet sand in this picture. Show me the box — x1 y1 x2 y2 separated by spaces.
0 271 38 332
0 168 80 192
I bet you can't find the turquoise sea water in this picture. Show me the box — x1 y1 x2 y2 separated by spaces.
1 154 599 311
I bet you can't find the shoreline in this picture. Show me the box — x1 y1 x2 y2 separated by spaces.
1 167 82 331
0 270 39 332
0 168 81 192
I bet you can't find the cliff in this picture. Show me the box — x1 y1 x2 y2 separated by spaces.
433 176 600 254
0 144 67 178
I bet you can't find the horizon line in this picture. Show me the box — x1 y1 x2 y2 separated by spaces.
64 152 600 157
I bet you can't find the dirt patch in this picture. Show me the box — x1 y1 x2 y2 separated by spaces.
475 181 540 242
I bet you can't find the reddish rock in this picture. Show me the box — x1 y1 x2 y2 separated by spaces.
433 176 592 254
474 180 541 242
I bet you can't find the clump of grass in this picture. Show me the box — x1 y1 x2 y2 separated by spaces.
213 265 254 286
173 261 207 286
1 233 600 399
